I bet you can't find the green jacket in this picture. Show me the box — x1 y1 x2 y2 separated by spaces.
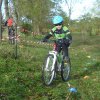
43 26 72 42
49 26 72 40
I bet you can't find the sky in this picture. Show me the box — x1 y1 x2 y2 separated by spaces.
1 0 96 20
61 0 96 19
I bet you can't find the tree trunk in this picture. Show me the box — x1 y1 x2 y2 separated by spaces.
4 0 9 19
0 0 3 40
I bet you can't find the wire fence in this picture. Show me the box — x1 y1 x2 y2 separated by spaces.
0 33 54 60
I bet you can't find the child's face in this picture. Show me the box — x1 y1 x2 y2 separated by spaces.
55 24 62 30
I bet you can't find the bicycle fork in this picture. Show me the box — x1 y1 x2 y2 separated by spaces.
49 51 57 71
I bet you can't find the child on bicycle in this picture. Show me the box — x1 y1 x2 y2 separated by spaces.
42 15 72 62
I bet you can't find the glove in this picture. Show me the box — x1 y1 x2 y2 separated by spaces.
63 38 70 46
63 38 69 43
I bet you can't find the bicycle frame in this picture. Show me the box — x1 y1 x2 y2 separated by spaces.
53 42 63 62
48 42 63 70
48 42 58 71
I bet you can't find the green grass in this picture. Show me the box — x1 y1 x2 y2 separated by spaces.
0 33 100 100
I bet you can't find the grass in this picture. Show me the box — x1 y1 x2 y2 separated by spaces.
0 33 100 100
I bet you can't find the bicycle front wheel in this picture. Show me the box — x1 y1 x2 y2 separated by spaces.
11 37 15 44
42 54 55 85
61 57 71 81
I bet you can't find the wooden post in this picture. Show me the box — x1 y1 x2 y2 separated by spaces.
15 23 18 59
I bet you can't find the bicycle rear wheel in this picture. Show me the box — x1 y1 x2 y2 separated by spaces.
61 56 71 81
11 37 15 44
9 30 15 44
42 54 55 85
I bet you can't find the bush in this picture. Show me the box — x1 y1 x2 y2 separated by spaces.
20 23 32 35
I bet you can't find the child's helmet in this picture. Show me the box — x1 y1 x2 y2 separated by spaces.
52 16 63 24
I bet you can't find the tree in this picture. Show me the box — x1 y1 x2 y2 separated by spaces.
0 0 3 40
92 17 100 35
12 0 56 34
91 0 100 17
4 0 9 19
61 0 81 26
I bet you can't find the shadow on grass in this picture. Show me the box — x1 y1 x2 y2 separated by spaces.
71 62 100 80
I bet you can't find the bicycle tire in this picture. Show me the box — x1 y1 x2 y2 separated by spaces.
61 56 71 81
42 54 55 85
11 32 15 44
12 37 15 44
9 28 15 44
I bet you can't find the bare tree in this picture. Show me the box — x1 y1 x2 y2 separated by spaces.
62 0 81 26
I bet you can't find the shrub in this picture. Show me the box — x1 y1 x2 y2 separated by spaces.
20 23 32 35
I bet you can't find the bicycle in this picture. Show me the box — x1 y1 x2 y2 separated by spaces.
42 40 71 85
8 26 15 44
